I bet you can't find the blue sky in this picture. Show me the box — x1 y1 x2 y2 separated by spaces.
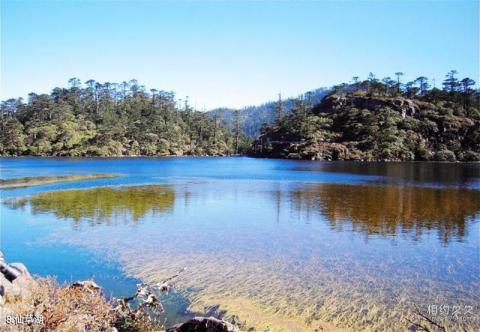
1 1 478 109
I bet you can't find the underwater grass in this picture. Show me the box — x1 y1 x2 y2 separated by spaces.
6 183 480 331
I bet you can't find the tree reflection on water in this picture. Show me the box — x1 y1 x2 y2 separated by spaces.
281 183 480 243
8 185 175 226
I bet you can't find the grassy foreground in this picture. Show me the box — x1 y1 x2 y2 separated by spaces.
1 266 239 331
0 174 119 189
2 277 163 332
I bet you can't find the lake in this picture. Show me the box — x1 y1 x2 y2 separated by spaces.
1 157 479 330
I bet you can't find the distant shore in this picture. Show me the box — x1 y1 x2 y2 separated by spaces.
1 154 477 162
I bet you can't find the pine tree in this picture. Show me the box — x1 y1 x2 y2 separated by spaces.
442 70 460 93
275 93 285 122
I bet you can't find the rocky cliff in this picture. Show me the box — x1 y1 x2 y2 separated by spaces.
251 92 480 161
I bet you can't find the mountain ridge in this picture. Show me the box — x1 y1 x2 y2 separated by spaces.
208 88 330 138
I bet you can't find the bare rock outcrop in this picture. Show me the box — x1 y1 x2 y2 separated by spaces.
166 316 239 332
313 94 431 118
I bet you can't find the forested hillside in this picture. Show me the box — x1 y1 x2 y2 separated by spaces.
208 88 329 138
0 79 247 156
2 72 478 161
251 71 480 161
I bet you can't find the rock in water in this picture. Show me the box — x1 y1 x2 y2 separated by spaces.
166 316 239 332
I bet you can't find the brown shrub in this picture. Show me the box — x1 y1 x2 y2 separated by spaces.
5 277 116 332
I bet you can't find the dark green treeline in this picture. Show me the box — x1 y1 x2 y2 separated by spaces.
1 71 479 161
0 79 248 156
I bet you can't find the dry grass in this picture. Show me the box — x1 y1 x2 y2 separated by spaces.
2 271 186 331
5 277 116 331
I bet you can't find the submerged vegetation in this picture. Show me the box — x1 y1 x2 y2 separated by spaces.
252 71 480 161
3 177 479 330
0 174 118 189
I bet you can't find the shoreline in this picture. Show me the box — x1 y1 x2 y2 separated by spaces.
0 256 239 331
1 155 477 163
0 174 119 189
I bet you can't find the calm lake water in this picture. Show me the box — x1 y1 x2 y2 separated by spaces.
1 157 479 330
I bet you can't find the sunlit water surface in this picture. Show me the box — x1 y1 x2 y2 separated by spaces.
1 158 479 330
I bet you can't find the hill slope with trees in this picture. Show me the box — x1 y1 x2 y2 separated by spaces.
2 72 478 161
250 71 479 161
208 88 329 138
0 79 246 157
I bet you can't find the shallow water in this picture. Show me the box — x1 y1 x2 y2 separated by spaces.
1 157 479 330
